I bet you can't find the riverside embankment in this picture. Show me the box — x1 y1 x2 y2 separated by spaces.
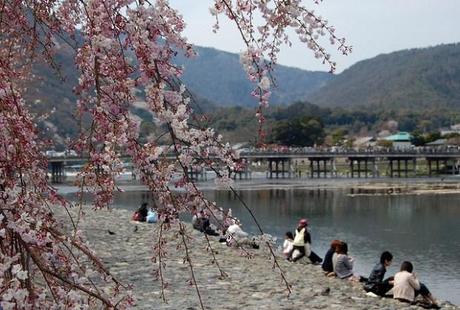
54 206 459 310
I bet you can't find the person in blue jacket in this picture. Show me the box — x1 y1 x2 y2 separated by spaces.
364 251 394 296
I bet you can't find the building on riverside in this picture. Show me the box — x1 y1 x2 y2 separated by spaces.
382 131 413 149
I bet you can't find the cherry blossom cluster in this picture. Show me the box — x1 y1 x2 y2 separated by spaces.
0 1 131 308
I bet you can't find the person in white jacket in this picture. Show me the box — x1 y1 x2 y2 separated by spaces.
282 232 294 259
225 220 259 248
226 221 248 240
393 261 439 308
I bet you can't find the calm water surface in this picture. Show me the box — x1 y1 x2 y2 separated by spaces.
67 188 460 305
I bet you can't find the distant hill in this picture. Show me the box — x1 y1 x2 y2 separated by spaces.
308 43 460 109
23 42 333 145
178 46 332 107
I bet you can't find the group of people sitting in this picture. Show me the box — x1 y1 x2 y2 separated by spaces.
191 207 259 249
320 239 440 308
132 202 158 223
283 220 440 308
133 207 440 308
191 208 220 236
282 218 323 264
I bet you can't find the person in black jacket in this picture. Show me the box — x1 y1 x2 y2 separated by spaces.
364 251 394 296
133 202 149 222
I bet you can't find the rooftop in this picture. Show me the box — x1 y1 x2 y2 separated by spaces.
384 132 412 142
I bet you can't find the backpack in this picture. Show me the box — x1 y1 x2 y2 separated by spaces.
132 211 143 222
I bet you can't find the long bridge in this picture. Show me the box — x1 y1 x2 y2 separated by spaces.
47 149 460 183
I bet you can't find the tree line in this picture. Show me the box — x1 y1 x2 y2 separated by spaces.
202 101 460 147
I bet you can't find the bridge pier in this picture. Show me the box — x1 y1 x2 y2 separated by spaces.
50 161 65 183
186 166 207 182
308 157 333 178
426 157 458 176
267 158 291 179
387 157 416 178
349 157 376 178
231 159 252 180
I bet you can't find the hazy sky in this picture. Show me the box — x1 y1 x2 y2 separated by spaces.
170 0 460 72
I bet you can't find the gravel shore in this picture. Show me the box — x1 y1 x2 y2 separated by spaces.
54 207 459 310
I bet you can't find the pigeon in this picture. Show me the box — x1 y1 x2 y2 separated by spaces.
320 287 330 296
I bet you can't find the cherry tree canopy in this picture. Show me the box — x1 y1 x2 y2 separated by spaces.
0 0 349 308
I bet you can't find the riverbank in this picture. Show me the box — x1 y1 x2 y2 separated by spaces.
54 206 459 309
56 174 460 196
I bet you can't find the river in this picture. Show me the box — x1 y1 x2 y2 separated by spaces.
65 187 460 305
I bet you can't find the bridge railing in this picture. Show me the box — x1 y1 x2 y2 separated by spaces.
239 147 460 157
47 146 460 162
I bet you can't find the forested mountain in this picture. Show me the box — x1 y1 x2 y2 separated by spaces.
25 41 460 147
309 43 460 108
178 46 332 106
24 42 331 145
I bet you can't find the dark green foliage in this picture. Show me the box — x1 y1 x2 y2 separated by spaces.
331 128 348 146
270 116 325 146
205 101 460 145
410 131 442 146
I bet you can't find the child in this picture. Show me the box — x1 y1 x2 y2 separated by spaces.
282 232 294 259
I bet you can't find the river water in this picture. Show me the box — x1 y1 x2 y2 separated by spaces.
66 187 460 305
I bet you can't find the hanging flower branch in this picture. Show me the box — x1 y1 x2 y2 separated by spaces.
0 0 347 308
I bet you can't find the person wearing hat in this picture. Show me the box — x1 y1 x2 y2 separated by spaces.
290 218 323 264
290 219 311 262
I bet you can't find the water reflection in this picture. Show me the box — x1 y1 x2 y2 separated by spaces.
65 188 460 304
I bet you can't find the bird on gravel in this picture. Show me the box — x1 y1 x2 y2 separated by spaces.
107 230 116 235
320 287 330 296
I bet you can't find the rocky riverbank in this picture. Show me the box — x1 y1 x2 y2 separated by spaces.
54 207 459 310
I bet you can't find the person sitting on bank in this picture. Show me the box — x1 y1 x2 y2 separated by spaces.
333 242 364 281
226 220 259 249
146 206 158 223
132 202 148 222
290 218 323 264
290 219 310 262
282 232 294 259
393 261 439 308
192 208 219 236
364 251 394 296
322 239 342 274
